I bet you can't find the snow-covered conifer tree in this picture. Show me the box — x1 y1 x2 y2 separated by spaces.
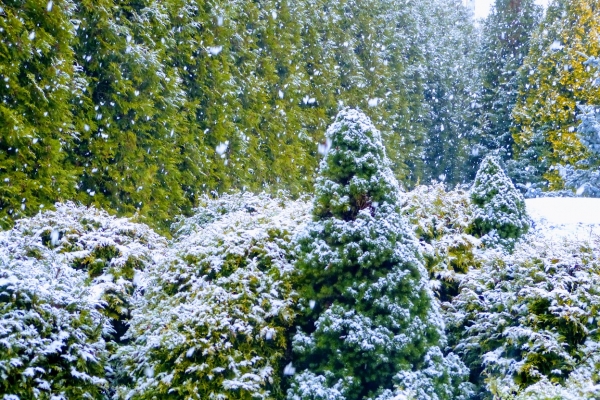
288 108 472 400
563 55 600 196
469 155 529 248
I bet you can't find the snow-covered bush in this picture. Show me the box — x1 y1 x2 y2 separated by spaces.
0 203 165 398
288 109 473 400
117 193 310 399
469 156 530 249
402 184 481 300
448 234 600 398
0 204 140 398
0 202 166 340
0 268 110 399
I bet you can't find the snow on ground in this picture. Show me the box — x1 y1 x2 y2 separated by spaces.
526 198 600 239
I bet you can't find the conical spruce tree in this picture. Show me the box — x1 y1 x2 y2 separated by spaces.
469 155 530 249
288 109 472 400
0 0 76 228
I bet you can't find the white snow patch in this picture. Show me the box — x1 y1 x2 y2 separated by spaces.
550 40 563 51
283 362 295 376
215 141 229 157
317 138 331 156
368 98 380 107
527 198 600 238
207 46 223 56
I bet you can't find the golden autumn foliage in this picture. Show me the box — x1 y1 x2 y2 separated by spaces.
512 0 600 189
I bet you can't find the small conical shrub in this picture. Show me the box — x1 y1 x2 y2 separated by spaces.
469 155 529 249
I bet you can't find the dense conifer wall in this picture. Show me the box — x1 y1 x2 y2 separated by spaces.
0 0 479 230
0 0 77 228
70 0 194 229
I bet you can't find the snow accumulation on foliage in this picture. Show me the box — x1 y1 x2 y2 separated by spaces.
5 161 600 399
0 202 164 398
401 184 480 300
117 193 311 399
469 156 530 250
288 109 472 400
447 196 600 399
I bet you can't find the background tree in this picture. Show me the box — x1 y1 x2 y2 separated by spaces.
416 0 480 186
511 0 600 192
69 0 193 230
0 0 76 228
473 0 542 166
562 54 600 196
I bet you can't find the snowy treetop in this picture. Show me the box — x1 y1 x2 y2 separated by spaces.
314 108 402 221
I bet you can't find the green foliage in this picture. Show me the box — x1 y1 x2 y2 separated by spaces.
448 235 600 398
473 0 542 166
69 0 192 231
289 109 472 400
416 0 481 185
117 193 310 399
562 54 600 196
0 269 110 399
0 208 123 400
469 156 530 248
0 0 77 228
402 184 481 301
0 202 166 398
511 0 600 191
0 0 486 230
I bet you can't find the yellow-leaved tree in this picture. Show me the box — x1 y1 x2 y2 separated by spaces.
511 0 600 191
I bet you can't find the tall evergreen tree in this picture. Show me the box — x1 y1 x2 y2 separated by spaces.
562 54 600 196
474 0 542 164
415 0 480 185
69 0 193 229
0 0 76 228
288 109 472 400
511 0 600 192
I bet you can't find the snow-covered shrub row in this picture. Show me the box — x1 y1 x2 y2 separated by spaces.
447 233 600 399
0 203 166 399
116 193 311 399
401 184 481 299
0 202 162 398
